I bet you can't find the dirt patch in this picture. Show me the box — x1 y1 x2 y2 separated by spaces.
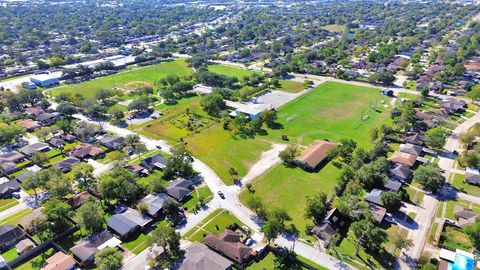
123 81 154 91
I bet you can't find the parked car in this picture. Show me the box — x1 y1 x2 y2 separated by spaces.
218 191 225 199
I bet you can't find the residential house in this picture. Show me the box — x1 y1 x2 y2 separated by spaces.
70 230 122 263
18 208 45 230
18 142 50 156
311 208 346 240
141 154 168 171
71 143 104 160
68 191 92 209
465 171 480 186
15 170 35 183
36 112 62 126
0 151 25 174
166 178 194 202
389 151 417 167
127 164 148 175
20 119 41 132
138 193 170 218
0 225 25 251
399 143 423 156
179 242 233 270
48 137 66 149
295 140 338 171
107 207 152 239
453 205 480 227
24 107 45 117
0 177 20 198
41 252 77 270
57 134 76 143
52 157 80 173
384 179 402 192
369 204 387 224
364 189 385 207
97 135 124 150
404 133 424 146
440 98 466 113
15 238 35 254
204 230 252 265
389 163 412 181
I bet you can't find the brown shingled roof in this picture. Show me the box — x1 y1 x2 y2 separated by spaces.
204 230 252 264
389 151 417 167
296 140 338 169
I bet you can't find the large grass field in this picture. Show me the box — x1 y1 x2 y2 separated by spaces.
50 58 192 98
239 162 340 238
186 124 272 185
187 81 390 184
208 64 254 79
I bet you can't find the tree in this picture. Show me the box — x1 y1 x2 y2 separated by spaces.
262 110 278 128
71 163 95 191
45 169 71 198
56 119 72 134
261 219 284 245
413 164 445 192
381 191 402 212
425 128 446 149
56 102 78 117
368 71 395 85
95 247 123 270
304 192 328 222
164 144 196 179
137 202 149 215
28 217 54 243
97 167 139 204
465 222 480 250
128 97 150 114
163 198 182 222
246 196 265 216
76 199 105 233
73 122 99 142
22 171 48 202
200 94 225 117
356 157 389 190
31 152 49 166
467 85 480 101
351 218 387 256
124 134 147 155
95 89 115 105
108 107 125 126
420 86 429 98
393 235 413 253
278 144 298 166
228 167 238 182
43 199 72 232
149 224 181 257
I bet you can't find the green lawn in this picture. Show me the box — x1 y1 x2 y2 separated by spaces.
0 208 33 226
276 80 305 93
13 248 54 270
183 209 246 243
123 233 151 255
247 252 328 270
452 173 480 197
240 163 340 238
208 64 254 79
2 247 19 261
182 186 214 212
51 58 192 98
0 199 19 212
440 226 473 251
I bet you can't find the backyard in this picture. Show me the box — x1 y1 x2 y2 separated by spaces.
440 225 473 251
50 58 192 98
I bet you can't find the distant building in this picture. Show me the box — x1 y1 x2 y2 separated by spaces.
21 81 37 90
30 74 60 88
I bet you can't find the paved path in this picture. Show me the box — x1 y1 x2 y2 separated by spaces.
241 143 286 185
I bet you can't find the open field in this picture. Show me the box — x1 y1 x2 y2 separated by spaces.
239 162 340 238
276 80 305 93
320 24 346 32
50 58 192 98
132 96 216 143
208 64 254 79
186 124 272 185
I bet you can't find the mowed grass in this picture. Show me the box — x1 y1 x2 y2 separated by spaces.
276 80 305 93
247 252 328 270
133 96 215 143
263 81 391 148
240 163 340 238
207 64 254 79
186 124 272 185
0 199 19 212
184 209 245 243
0 208 32 226
51 58 192 98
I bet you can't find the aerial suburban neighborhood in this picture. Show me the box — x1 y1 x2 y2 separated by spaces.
0 0 480 270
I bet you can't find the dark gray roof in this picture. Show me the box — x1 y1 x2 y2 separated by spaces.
179 242 233 270
15 171 35 183
364 189 384 206
384 179 402 192
389 163 412 180
399 143 423 156
142 154 168 169
0 179 20 194
107 215 138 237
0 225 24 246
18 142 49 156
36 112 60 122
52 157 80 172
0 151 24 162
465 172 480 185
166 178 193 201
98 135 124 148
48 137 65 148
70 230 115 262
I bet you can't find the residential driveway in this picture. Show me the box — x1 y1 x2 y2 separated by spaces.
122 245 163 270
